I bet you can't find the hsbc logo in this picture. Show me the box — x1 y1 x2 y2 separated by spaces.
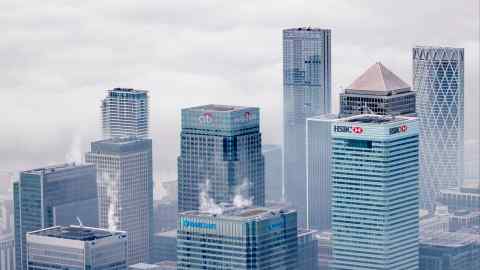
352 127 363 134
389 125 408 135
198 112 213 124
334 125 363 134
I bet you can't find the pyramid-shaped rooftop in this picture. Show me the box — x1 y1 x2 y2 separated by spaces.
345 62 411 95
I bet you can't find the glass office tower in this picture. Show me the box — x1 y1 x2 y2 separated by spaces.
413 46 464 211
283 27 331 226
306 114 338 231
331 115 419 270
177 206 298 269
102 88 149 139
262 144 283 202
177 105 264 212
13 163 98 270
27 225 127 270
86 138 153 265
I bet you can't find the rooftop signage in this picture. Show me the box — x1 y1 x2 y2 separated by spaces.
334 125 363 134
389 125 408 135
182 220 216 230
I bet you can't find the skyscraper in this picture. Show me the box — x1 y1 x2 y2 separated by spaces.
102 88 149 139
339 62 416 117
86 137 153 265
283 27 331 226
0 235 14 270
262 144 283 202
13 163 98 270
413 46 464 211
297 229 319 270
27 225 127 270
306 114 337 231
177 105 264 212
177 206 298 269
331 114 419 270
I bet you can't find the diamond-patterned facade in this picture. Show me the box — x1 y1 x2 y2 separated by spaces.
413 46 464 211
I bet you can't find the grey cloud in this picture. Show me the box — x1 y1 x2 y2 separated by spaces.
0 0 478 179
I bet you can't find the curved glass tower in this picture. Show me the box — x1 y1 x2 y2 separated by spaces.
413 46 464 211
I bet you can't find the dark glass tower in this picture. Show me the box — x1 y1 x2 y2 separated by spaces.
13 164 98 270
177 105 264 212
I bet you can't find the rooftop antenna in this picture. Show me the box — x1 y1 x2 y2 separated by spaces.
76 216 84 227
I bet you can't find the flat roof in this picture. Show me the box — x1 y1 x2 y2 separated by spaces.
154 229 177 238
187 104 249 112
340 114 412 124
23 163 93 175
182 206 295 222
109 88 148 94
421 231 480 247
284 27 330 32
29 225 124 241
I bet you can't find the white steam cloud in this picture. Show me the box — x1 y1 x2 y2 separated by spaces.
66 134 83 164
233 177 253 208
199 179 223 215
104 172 120 231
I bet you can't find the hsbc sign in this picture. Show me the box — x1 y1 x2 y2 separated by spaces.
389 125 408 135
334 125 364 134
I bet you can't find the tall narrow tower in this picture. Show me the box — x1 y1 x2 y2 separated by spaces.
85 137 153 264
177 105 264 212
102 88 149 139
331 115 419 270
413 46 464 211
283 27 331 226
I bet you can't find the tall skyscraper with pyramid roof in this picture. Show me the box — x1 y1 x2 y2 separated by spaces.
413 46 464 211
340 62 416 116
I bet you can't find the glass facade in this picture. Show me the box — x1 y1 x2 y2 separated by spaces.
102 88 149 139
13 164 98 270
340 92 416 116
413 47 464 211
283 28 331 227
262 145 283 203
26 226 127 270
177 207 298 269
331 115 419 270
177 105 264 212
306 114 338 232
86 138 153 265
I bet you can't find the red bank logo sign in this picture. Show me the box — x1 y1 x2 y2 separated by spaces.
389 125 408 135
334 125 363 134
198 112 213 124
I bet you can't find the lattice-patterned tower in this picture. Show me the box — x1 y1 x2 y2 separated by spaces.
413 46 464 211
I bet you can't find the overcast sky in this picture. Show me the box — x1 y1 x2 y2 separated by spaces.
1 0 478 180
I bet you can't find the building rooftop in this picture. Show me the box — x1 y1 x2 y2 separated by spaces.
340 114 413 124
187 104 249 112
345 62 411 96
182 206 295 222
23 163 93 175
129 263 162 270
109 88 148 95
421 231 480 247
29 225 125 242
284 27 330 32
154 261 176 270
154 229 176 238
